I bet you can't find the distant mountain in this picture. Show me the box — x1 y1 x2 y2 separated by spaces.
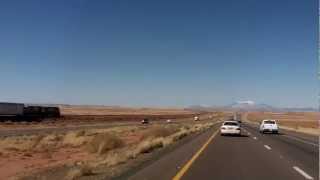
186 105 217 112
187 101 318 112
281 107 318 112
224 101 277 112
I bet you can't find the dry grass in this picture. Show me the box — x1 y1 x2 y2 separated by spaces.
86 133 124 155
89 122 215 169
140 126 178 139
135 137 164 154
1 121 216 180
65 165 94 180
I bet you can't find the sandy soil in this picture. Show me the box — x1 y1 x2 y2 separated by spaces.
59 105 195 116
0 126 144 180
0 121 217 180
0 147 93 180
0 106 201 132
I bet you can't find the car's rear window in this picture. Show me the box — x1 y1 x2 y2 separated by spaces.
223 122 239 126
264 121 275 124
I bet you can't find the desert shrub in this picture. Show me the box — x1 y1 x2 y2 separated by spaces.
31 135 45 148
102 151 129 167
86 133 124 154
65 165 94 180
171 129 189 141
136 137 164 154
141 126 177 139
63 132 89 147
75 130 86 137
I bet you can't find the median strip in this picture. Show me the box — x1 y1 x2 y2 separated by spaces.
172 129 219 180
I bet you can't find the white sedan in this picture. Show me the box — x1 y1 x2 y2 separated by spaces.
260 119 278 134
220 121 241 136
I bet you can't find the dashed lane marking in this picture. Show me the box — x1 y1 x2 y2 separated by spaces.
293 166 314 180
264 145 271 150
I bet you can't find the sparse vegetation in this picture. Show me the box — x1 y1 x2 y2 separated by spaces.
140 126 178 139
65 165 95 180
86 133 124 154
0 118 216 180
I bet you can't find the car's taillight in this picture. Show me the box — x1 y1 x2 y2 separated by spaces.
221 127 226 130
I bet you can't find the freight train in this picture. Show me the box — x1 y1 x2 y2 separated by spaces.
0 102 60 120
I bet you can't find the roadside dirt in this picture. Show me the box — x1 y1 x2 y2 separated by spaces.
0 111 222 180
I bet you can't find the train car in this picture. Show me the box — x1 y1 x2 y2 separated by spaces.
42 106 60 118
0 102 24 116
23 106 43 117
0 102 61 121
24 106 61 118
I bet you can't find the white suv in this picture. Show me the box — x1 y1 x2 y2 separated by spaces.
260 120 278 134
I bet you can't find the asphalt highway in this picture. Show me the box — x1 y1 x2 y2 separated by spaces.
128 122 319 180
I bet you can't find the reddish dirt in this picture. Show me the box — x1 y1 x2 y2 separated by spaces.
0 147 93 180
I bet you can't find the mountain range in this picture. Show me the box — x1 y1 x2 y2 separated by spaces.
187 101 317 112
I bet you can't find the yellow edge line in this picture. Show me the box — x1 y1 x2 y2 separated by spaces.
172 129 219 180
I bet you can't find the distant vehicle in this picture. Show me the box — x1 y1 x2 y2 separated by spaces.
220 121 241 136
259 120 278 134
194 116 200 121
141 118 149 124
166 119 172 123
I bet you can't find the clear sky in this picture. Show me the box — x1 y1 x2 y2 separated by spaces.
0 0 318 107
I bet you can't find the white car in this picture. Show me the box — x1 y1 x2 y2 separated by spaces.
220 121 241 136
194 116 200 121
260 119 278 134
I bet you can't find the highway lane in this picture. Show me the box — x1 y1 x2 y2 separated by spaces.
242 122 318 179
244 122 318 145
127 122 318 180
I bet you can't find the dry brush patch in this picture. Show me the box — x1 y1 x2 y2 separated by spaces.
76 122 215 176
1 122 215 180
86 133 124 155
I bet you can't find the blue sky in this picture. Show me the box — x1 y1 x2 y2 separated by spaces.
0 0 318 107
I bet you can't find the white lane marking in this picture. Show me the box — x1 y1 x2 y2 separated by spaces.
264 145 271 150
283 135 318 147
253 137 257 140
293 166 314 180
